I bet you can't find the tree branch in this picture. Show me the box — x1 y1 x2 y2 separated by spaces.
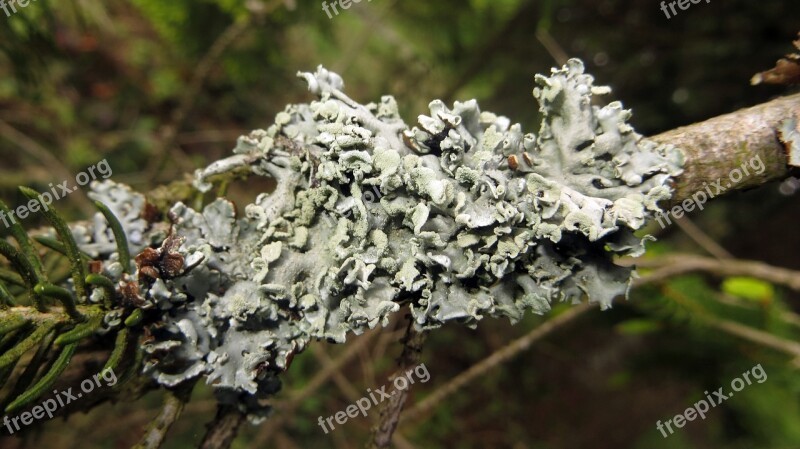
366 318 428 449
648 93 800 205
200 405 246 449
628 253 800 291
132 384 194 449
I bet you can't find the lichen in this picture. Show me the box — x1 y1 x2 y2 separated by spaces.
779 114 800 167
71 60 682 421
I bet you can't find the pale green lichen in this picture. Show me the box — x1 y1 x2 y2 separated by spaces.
70 60 682 421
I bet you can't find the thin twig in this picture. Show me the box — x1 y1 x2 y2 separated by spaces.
439 2 536 102
312 343 415 445
628 254 800 291
0 119 74 184
334 0 401 75
312 345 363 401
132 384 194 449
0 119 93 214
706 316 800 357
199 404 246 449
148 0 285 181
673 216 733 260
535 28 569 66
366 318 428 449
177 130 249 145
655 285 800 359
714 292 800 329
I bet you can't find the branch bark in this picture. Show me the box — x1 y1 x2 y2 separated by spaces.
648 93 800 205
133 384 194 449
200 405 246 449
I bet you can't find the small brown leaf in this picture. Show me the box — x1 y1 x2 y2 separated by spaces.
522 152 534 166
120 281 144 307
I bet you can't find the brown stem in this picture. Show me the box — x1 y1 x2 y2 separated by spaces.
132 384 194 449
366 318 428 449
628 254 800 291
200 404 246 449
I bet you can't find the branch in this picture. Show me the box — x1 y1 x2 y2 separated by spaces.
648 93 800 205
366 319 428 449
705 316 800 358
147 0 287 181
628 254 800 291
0 119 94 214
133 384 194 449
200 405 246 449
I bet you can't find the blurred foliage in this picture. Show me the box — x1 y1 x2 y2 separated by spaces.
1 0 800 448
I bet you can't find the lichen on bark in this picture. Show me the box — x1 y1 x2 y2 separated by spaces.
73 59 683 420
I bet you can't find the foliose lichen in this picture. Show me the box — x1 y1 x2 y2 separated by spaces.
73 59 683 421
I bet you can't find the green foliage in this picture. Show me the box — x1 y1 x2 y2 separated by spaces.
0 197 146 414
20 186 87 299
615 318 663 335
627 273 800 448
0 238 45 309
93 200 132 274
130 0 254 50
5 342 78 413
34 283 84 322
33 235 92 261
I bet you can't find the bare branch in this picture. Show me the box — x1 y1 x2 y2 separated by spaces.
200 405 246 449
628 254 800 291
648 93 800 205
132 384 194 449
366 319 428 449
